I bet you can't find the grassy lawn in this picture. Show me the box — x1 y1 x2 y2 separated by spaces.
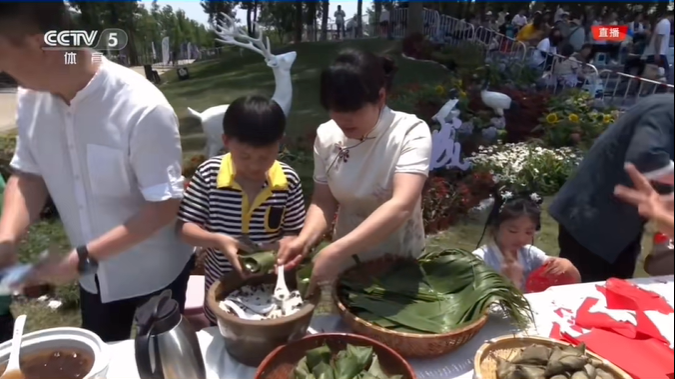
161 39 448 155
12 39 651 332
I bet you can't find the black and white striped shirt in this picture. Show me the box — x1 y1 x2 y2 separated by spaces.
177 154 306 323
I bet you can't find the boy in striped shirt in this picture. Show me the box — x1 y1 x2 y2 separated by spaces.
177 95 306 325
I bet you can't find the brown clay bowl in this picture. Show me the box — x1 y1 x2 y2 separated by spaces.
206 271 321 367
254 333 417 379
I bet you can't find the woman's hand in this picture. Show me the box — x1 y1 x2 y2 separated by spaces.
306 244 346 296
276 236 310 269
615 164 674 238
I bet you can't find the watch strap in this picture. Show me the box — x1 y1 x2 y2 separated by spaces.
76 245 98 275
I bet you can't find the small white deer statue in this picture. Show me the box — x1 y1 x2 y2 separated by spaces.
187 13 296 157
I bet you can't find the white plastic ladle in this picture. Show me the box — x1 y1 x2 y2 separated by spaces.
273 265 290 304
0 314 27 379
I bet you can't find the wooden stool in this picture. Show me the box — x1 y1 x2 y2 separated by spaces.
184 275 210 330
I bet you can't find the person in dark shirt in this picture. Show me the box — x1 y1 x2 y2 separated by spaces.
549 94 674 282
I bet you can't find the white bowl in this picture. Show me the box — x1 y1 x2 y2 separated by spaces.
0 327 110 379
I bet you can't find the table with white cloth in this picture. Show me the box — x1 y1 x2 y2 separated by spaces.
106 276 674 379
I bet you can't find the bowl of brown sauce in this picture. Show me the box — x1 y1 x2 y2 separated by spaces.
0 327 109 379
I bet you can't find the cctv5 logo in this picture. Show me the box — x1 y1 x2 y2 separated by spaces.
43 29 126 49
44 31 100 47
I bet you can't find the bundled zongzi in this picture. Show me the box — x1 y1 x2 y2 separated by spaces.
493 343 619 379
293 344 402 379
238 251 276 274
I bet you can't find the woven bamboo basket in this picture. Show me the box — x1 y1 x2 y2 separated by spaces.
474 335 633 379
332 255 488 358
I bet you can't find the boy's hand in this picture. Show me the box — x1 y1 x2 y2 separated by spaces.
217 235 250 278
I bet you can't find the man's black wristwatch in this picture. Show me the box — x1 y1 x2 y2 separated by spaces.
76 245 99 275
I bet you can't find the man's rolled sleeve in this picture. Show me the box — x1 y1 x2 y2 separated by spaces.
9 93 41 176
130 104 185 202
625 107 673 179
10 133 41 176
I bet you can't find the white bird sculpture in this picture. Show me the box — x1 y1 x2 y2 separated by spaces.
187 13 296 157
480 65 513 117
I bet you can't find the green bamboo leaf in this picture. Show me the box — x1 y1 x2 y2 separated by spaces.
311 361 335 379
366 354 388 379
238 251 275 274
348 344 373 368
305 344 332 370
293 357 313 379
339 249 533 334
296 263 313 298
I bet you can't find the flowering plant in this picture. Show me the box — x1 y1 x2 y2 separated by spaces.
388 80 469 123
422 171 496 233
467 143 583 195
537 90 621 149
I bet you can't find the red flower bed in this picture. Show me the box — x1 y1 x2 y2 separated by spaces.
501 88 550 142
467 87 550 143
423 171 496 234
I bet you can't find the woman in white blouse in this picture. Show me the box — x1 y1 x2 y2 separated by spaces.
277 50 432 293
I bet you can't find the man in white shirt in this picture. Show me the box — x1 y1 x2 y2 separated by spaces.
334 5 346 39
0 2 193 342
512 9 528 29
643 11 673 76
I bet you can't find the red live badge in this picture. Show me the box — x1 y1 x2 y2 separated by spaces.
591 25 628 42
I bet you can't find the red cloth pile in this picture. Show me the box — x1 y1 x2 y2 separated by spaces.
549 278 674 379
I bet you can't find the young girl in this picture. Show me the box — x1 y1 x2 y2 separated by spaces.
472 192 580 291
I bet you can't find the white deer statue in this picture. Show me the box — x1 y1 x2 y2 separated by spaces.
187 13 296 157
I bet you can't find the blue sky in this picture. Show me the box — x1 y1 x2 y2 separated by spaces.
139 0 360 25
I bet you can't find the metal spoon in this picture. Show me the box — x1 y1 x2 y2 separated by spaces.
0 315 27 379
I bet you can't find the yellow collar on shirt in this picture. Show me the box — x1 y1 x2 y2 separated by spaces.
216 153 288 190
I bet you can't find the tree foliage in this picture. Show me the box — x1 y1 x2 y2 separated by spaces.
66 0 672 66
69 0 215 65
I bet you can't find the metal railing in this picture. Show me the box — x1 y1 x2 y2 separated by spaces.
385 7 673 105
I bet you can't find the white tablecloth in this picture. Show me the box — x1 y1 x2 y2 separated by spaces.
106 276 674 379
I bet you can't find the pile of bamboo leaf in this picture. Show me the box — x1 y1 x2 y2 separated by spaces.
338 249 533 334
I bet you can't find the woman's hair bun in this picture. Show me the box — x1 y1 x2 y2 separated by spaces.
380 55 398 91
